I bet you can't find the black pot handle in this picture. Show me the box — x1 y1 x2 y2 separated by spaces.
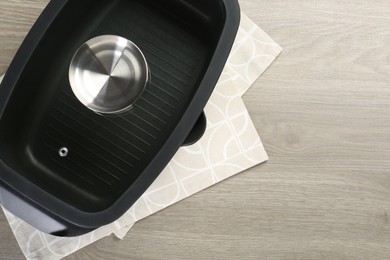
182 111 207 146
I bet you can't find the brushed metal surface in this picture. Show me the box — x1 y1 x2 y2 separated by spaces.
69 35 149 115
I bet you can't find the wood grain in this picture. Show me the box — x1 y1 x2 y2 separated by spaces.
1 0 390 259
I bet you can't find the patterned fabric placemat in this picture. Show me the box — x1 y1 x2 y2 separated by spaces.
1 13 282 260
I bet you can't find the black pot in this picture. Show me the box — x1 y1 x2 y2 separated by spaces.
0 0 240 236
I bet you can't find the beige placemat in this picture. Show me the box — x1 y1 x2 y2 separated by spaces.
1 13 282 260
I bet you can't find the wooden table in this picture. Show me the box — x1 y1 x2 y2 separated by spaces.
1 0 390 259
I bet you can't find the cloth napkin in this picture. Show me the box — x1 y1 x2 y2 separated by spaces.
1 13 282 260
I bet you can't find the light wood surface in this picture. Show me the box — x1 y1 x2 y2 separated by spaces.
1 0 390 259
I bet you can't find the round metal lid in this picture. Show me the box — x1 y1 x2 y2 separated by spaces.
69 35 149 115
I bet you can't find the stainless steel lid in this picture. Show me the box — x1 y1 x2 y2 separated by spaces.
69 35 149 115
